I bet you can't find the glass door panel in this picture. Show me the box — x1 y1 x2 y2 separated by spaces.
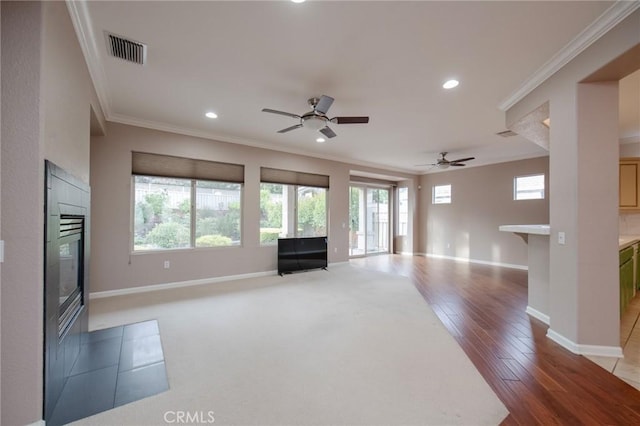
349 185 390 257
349 187 365 256
366 188 389 254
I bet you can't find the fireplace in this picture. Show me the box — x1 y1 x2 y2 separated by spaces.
57 215 84 338
44 161 90 420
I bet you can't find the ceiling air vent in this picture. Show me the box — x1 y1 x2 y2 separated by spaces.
106 32 146 65
496 130 518 138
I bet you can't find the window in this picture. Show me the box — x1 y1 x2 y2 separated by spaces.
131 152 244 251
259 167 329 245
514 174 545 200
398 187 408 236
432 184 452 204
134 176 241 250
260 184 327 244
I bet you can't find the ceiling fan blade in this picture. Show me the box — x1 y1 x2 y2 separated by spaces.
449 156 475 163
331 116 369 124
315 95 334 115
415 163 437 167
277 124 303 133
450 163 465 166
262 108 301 119
319 126 337 139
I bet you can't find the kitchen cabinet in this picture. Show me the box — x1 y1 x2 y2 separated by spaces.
620 158 640 210
637 244 640 291
620 245 635 316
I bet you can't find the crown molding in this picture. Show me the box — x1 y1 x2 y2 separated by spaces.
66 0 113 119
108 113 418 177
499 1 640 112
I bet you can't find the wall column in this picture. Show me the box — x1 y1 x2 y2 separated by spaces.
547 81 621 354
1 1 45 424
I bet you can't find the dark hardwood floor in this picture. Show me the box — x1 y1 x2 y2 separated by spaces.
350 254 640 425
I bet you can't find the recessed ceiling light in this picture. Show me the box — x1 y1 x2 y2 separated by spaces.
205 111 218 119
443 79 459 89
316 137 326 143
291 0 305 3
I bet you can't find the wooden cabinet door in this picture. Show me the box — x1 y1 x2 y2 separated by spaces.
620 160 640 209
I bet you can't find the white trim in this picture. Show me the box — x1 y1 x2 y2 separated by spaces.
108 113 417 176
65 0 112 119
422 253 528 271
525 306 550 325
546 329 623 358
26 420 45 426
499 1 640 111
90 270 277 299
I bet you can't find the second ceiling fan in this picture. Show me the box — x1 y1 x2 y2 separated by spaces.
262 95 369 139
418 152 476 169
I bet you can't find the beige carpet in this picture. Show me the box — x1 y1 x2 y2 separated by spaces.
77 263 508 425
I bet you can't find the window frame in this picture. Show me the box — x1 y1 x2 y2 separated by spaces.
131 174 243 252
513 173 545 201
432 184 452 204
397 187 409 236
259 182 328 245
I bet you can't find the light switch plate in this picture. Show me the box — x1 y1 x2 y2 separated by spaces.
558 232 566 245
0 240 4 262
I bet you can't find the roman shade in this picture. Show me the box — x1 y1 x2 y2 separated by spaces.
132 152 244 183
260 167 329 189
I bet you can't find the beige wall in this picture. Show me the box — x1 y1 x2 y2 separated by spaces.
419 157 550 267
42 2 103 182
1 3 44 424
90 122 418 293
1 2 101 424
506 10 640 349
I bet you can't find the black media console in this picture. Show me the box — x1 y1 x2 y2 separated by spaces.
277 237 328 276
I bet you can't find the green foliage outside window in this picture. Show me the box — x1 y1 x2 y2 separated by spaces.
133 176 241 250
297 191 326 236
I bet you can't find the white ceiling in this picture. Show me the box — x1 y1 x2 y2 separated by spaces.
73 1 635 175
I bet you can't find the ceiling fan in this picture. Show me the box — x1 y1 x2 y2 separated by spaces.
262 95 369 139
418 152 476 169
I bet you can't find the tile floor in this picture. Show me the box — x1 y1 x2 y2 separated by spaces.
48 320 169 426
587 295 640 390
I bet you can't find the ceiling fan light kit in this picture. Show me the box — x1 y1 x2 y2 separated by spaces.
262 95 369 140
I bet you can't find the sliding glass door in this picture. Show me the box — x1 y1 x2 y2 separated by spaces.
349 185 390 257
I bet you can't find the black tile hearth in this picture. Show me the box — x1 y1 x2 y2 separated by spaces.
49 366 118 426
115 361 169 407
47 320 169 426
119 334 164 372
70 336 122 376
123 319 159 340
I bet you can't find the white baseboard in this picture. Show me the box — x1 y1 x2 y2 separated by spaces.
27 420 45 426
421 253 528 271
546 328 623 358
525 306 550 325
90 270 277 299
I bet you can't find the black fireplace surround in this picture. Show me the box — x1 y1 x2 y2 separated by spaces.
44 161 90 420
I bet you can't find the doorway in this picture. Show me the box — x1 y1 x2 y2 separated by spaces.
349 185 391 257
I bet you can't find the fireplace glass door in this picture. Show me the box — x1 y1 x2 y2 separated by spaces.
58 216 84 338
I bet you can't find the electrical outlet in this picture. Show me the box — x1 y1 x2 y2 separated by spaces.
164 260 170 269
